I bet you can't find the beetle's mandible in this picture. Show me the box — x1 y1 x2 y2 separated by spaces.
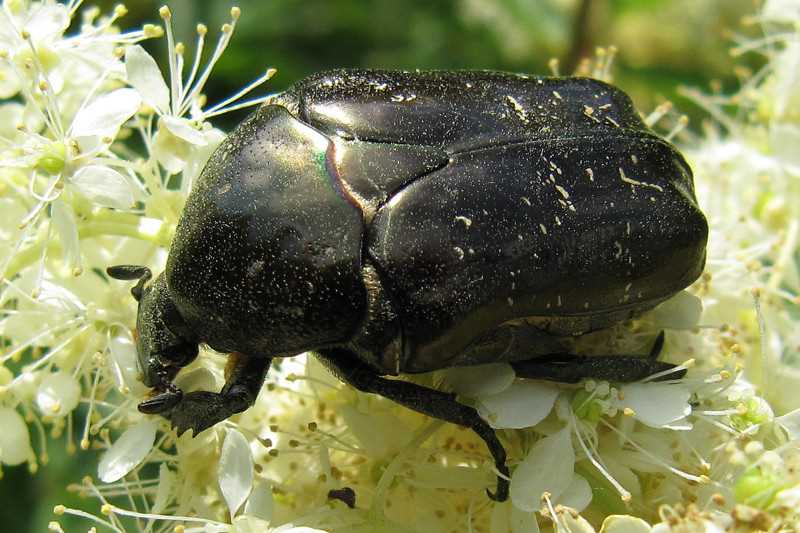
109 69 708 502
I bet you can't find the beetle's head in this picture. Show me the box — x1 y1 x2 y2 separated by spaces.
107 265 198 413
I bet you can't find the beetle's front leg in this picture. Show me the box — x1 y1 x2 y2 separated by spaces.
317 348 510 502
143 353 271 436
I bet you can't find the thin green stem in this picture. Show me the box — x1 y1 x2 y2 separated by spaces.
3 215 171 279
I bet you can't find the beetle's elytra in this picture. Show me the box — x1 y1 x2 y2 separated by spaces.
109 69 708 502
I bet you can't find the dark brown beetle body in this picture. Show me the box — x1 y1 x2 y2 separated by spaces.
109 69 708 502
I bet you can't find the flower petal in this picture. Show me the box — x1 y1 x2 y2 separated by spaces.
36 371 81 417
600 515 652 533
50 199 80 271
71 88 141 138
558 473 592 512
649 290 703 329
619 382 691 428
175 367 217 393
339 404 412 456
152 127 191 174
272 526 330 533
37 279 85 313
70 165 135 209
98 419 158 482
162 115 209 146
219 428 254 519
0 407 33 466
26 4 69 41
776 408 800 440
511 502 540 533
477 381 560 429
152 464 175 513
559 510 596 533
510 426 574 511
442 363 515 397
109 334 148 395
243 482 274 522
0 102 24 139
125 45 169 114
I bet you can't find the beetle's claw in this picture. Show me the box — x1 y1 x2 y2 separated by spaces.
486 463 510 502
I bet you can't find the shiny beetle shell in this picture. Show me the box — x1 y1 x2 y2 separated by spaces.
164 69 708 375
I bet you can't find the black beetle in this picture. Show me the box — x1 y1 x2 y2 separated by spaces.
108 69 708 502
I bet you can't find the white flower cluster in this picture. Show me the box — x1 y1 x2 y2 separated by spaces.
0 1 798 533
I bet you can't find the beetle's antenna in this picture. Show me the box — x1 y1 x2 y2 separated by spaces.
106 265 153 301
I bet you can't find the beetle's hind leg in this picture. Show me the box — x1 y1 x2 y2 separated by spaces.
163 353 271 436
317 348 510 502
511 331 685 383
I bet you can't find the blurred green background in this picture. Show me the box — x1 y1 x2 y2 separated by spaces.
2 0 761 531
118 0 761 131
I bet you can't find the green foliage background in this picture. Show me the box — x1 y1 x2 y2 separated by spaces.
0 0 761 531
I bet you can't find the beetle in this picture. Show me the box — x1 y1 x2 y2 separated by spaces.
108 69 708 502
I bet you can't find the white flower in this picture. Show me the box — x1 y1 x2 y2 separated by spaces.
219 428 255 519
510 426 578 511
35 370 80 417
98 419 158 483
476 379 560 429
616 382 692 429
124 6 274 181
0 406 34 466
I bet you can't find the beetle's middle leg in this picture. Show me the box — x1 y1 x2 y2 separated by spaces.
511 332 686 383
152 353 271 436
316 348 510 502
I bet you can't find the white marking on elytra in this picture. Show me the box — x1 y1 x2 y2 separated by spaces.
619 167 664 192
507 297 514 306
613 241 623 259
555 185 570 199
505 95 529 123
539 223 548 235
605 116 620 128
626 222 631 235
521 196 532 206
455 215 472 228
557 294 562 307
391 93 416 103
585 168 594 182
552 90 562 100
631 154 639 164
555 215 562 226
453 247 465 260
